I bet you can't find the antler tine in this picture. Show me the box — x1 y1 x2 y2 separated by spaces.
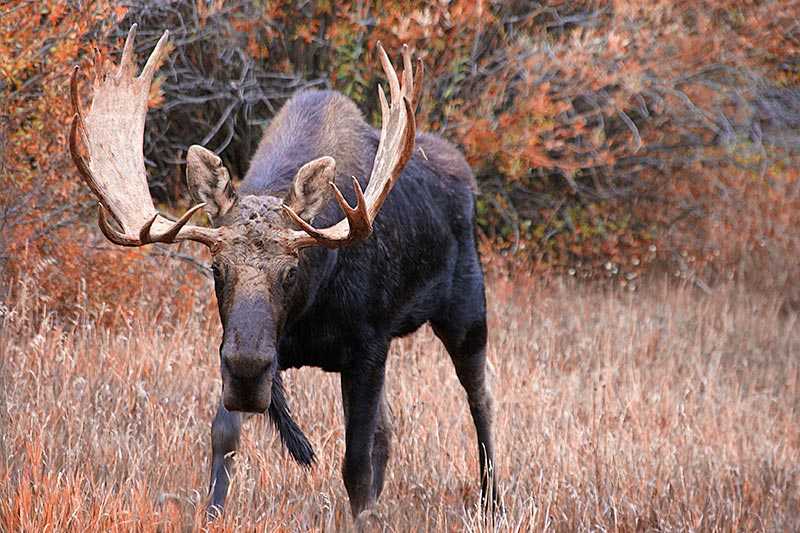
332 177 370 229
399 44 424 111
377 42 402 103
144 202 207 243
117 23 138 78
70 66 84 124
140 30 170 82
282 205 323 241
401 44 413 96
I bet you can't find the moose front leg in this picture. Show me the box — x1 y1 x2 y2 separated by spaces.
207 399 242 516
341 376 393 505
340 361 387 517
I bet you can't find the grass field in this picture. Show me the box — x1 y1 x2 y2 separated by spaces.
1 274 798 531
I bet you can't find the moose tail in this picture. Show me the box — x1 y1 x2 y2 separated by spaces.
268 373 316 467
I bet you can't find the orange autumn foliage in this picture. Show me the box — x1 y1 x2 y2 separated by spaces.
2 0 799 318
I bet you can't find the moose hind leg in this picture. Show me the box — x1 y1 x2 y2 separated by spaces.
432 316 499 512
371 386 392 500
208 399 242 516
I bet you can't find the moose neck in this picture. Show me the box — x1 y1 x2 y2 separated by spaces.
284 245 338 333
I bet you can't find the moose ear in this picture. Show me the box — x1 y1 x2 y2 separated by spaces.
186 145 237 225
283 156 336 222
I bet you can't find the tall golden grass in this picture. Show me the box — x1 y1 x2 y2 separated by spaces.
1 273 798 531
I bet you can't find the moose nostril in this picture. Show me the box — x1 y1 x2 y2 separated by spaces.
222 351 274 379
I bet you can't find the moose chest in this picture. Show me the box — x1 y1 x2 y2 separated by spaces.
277 310 363 372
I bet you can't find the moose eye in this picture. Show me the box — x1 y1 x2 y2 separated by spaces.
283 267 297 290
211 264 223 281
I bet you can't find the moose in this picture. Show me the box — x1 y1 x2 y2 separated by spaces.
69 25 498 519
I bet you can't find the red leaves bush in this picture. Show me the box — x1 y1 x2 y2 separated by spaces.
2 1 799 318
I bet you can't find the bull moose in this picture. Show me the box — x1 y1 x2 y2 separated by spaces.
68 25 498 519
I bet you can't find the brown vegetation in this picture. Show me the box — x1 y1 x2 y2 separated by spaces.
1 272 798 531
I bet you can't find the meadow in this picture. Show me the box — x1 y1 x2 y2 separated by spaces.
1 273 797 531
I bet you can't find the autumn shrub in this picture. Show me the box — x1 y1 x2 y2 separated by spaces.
2 0 799 318
454 1 800 286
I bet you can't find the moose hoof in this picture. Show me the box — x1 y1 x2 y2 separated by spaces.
205 503 224 521
354 508 383 532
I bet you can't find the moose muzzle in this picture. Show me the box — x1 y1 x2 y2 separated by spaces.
219 296 277 413
221 350 274 413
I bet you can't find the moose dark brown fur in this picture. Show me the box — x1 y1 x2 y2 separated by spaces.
69 25 498 520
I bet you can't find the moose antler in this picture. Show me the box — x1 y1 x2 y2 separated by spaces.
283 43 422 250
69 25 222 249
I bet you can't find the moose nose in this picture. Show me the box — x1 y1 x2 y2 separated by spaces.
221 349 275 379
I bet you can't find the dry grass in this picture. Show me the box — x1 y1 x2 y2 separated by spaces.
1 274 798 531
